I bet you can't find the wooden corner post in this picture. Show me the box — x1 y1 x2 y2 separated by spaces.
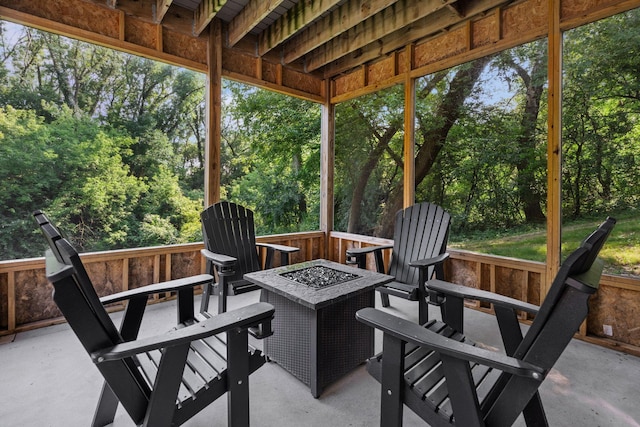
205 19 222 207
403 70 416 209
320 79 335 259
545 0 562 297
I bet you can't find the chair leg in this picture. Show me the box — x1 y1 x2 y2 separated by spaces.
418 297 429 326
144 345 190 427
380 292 391 307
218 282 228 314
200 281 213 313
380 333 405 427
92 381 119 427
522 392 549 427
227 329 250 427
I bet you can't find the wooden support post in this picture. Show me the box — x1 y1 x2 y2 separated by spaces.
205 19 223 207
545 0 562 298
122 258 129 291
156 23 163 52
8 271 15 332
118 10 125 42
320 79 335 258
256 56 262 80
403 72 415 208
165 253 172 282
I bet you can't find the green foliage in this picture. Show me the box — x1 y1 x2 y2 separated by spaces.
222 81 321 234
450 214 640 276
334 8 639 271
562 9 640 218
334 85 405 234
0 23 205 259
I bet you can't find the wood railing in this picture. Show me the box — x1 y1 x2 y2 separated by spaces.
0 231 324 336
330 231 640 356
2 229 639 356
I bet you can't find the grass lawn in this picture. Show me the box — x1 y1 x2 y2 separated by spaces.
449 215 640 276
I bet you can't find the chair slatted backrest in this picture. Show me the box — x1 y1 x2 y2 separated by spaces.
516 217 615 359
483 217 615 425
201 201 262 282
37 215 151 423
388 202 450 284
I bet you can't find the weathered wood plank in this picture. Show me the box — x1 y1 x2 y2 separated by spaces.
304 0 459 72
110 0 155 22
258 0 342 56
0 4 208 71
228 0 287 46
155 0 173 22
194 0 226 35
282 0 398 64
323 0 509 77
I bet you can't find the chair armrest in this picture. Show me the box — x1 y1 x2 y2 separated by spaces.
409 252 449 268
346 244 393 257
346 244 392 272
92 302 275 362
100 274 213 305
256 242 300 253
427 279 540 315
201 248 237 268
356 307 544 379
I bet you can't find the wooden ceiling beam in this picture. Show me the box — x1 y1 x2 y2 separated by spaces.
322 0 508 77
194 0 227 35
228 0 287 47
107 0 155 21
258 0 343 56
282 0 398 65
155 0 173 22
304 0 459 72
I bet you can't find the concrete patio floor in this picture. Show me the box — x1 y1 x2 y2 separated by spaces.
1 290 640 427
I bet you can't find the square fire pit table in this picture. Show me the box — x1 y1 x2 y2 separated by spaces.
244 259 393 397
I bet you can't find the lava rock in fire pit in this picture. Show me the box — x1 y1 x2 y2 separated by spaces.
280 266 360 289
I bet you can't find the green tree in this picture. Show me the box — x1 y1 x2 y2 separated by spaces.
0 104 144 256
0 106 57 258
563 9 640 218
371 57 492 238
335 85 404 235
0 22 206 257
222 81 321 234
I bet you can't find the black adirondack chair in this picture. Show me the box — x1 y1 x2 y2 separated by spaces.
34 211 275 427
201 201 300 314
347 202 450 324
356 217 615 427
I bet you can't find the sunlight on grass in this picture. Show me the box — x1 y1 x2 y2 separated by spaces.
450 216 640 277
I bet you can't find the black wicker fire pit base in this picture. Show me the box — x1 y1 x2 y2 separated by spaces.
244 259 393 397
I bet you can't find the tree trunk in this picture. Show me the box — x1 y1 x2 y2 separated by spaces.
509 45 547 223
347 121 402 233
376 56 492 238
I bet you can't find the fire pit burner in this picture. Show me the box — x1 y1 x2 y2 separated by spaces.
280 266 360 289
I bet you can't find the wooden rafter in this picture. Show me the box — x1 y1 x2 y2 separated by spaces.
258 0 343 56
155 0 173 23
228 0 287 47
110 0 155 21
446 2 464 17
321 0 506 76
194 0 227 35
282 0 399 64
304 0 459 72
